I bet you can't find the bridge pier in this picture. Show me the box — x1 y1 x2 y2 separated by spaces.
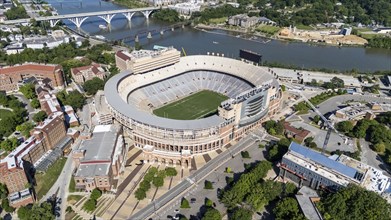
147 32 152 39
160 30 164 35
123 12 136 23
141 10 153 20
68 16 89 29
135 35 139 43
98 14 116 25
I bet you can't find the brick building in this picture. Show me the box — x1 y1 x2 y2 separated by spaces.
0 63 65 92
73 125 126 192
71 63 106 84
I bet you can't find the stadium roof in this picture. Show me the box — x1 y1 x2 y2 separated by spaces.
289 142 358 179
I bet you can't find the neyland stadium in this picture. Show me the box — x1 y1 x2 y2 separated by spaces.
105 47 281 167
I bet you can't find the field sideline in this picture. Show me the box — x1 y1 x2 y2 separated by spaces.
153 90 228 120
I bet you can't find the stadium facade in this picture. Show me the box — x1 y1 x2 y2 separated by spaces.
105 48 281 167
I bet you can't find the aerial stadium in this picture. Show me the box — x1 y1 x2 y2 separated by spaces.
105 47 281 167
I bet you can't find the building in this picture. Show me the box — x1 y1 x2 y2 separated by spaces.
295 186 323 220
94 90 113 125
168 2 202 15
33 112 68 151
228 14 259 28
0 63 65 92
374 27 391 34
283 122 311 142
279 142 391 199
38 93 62 115
71 63 107 84
0 161 33 208
115 47 181 73
73 125 126 192
105 53 281 166
63 105 80 127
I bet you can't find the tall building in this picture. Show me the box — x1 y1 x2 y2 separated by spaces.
115 47 180 73
0 63 65 92
33 112 67 150
73 125 126 192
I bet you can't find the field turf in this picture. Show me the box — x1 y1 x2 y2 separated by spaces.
153 90 228 120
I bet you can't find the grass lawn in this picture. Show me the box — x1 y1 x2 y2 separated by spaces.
256 25 281 35
295 24 314 30
0 109 13 120
208 17 227 24
69 176 76 193
35 157 67 200
153 90 228 120
67 195 83 205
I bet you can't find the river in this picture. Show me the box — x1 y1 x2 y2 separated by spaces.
46 0 391 72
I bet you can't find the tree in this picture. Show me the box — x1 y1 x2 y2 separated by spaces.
165 167 178 177
63 91 86 110
30 98 40 109
16 122 35 138
241 151 251 158
273 197 305 220
1 198 14 213
17 206 30 220
225 167 232 173
231 207 253 220
19 83 37 99
202 207 222 220
204 180 213 189
0 183 8 199
319 184 391 220
313 115 321 124
373 142 386 153
180 198 190 208
205 198 213 207
83 199 96 212
90 188 102 200
0 137 19 152
83 77 105 95
134 188 146 200
335 121 354 133
139 180 151 191
33 110 47 122
152 176 164 188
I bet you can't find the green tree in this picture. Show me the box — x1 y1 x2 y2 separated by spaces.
30 98 40 109
83 199 96 212
0 137 19 152
274 197 305 220
1 198 15 213
204 180 213 189
225 167 232 173
373 142 386 153
202 207 221 220
241 151 251 158
90 188 102 200
152 9 181 22
180 197 190 208
19 83 37 99
139 180 151 191
33 110 48 122
205 198 213 207
165 167 178 177
134 188 146 200
0 183 8 199
152 176 164 188
83 77 105 95
335 121 354 133
319 184 391 220
17 206 30 220
64 91 86 110
313 115 321 124
16 122 35 137
231 207 253 220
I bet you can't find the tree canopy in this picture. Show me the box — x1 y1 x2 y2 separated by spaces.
273 197 306 220
19 83 37 99
33 111 48 123
153 9 181 22
83 77 105 95
17 202 55 220
202 207 222 220
56 90 86 110
318 184 391 220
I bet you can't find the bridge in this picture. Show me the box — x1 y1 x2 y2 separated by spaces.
1 6 164 28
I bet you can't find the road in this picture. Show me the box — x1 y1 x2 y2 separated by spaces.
40 138 81 219
359 139 390 176
130 132 265 220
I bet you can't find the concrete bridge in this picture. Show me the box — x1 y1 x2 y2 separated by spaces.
1 6 164 28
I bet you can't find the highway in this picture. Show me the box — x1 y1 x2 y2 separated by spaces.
130 134 259 220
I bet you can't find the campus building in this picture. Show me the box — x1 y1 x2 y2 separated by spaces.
105 51 281 167
71 63 107 84
73 125 126 192
279 142 391 199
115 47 181 73
0 63 65 92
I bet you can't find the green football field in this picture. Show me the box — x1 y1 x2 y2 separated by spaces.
153 90 228 120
